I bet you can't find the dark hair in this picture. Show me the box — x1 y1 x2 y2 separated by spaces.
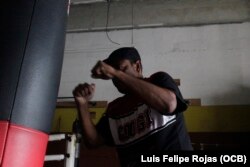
103 47 141 68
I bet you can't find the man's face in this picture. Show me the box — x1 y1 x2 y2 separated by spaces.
112 59 141 94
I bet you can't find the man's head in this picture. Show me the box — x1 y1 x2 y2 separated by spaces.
103 47 143 94
104 47 141 68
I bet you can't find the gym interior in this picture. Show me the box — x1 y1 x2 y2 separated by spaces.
1 0 250 167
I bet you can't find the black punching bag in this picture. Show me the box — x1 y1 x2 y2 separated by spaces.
0 0 68 167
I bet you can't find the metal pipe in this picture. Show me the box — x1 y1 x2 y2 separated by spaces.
48 134 66 141
44 154 65 161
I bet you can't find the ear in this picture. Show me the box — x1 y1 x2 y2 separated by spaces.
134 60 142 73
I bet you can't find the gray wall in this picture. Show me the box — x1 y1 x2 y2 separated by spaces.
59 0 250 105
67 0 250 31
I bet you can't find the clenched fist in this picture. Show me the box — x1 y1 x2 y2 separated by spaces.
72 83 95 105
91 61 117 80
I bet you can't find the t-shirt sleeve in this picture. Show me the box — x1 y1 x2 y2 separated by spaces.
149 71 188 114
96 114 114 146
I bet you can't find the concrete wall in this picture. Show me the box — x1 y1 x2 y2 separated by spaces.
59 22 250 105
58 0 250 105
67 0 250 31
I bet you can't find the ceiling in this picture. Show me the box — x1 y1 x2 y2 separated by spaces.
70 0 107 5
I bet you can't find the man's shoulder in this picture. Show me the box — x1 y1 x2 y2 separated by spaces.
148 71 175 86
149 71 172 79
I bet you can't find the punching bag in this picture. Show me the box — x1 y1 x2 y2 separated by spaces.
0 0 68 167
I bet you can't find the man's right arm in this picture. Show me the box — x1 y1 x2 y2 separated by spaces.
73 83 104 148
77 101 104 148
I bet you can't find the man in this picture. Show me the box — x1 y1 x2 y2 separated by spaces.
73 47 193 167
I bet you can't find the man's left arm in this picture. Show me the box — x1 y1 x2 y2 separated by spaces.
91 61 177 114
